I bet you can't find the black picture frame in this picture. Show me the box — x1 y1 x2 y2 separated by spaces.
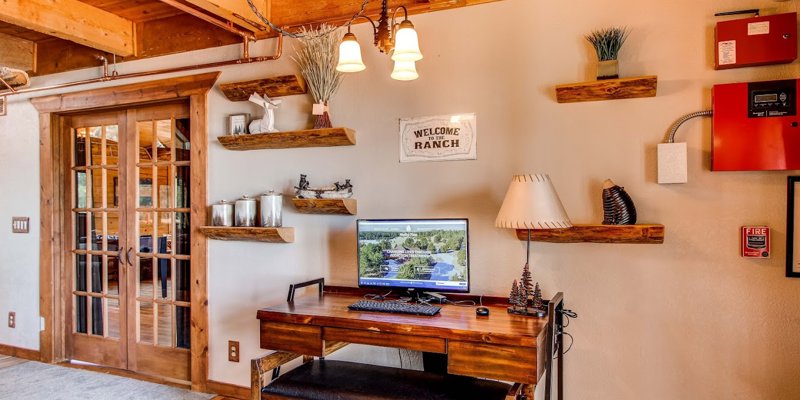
786 176 800 278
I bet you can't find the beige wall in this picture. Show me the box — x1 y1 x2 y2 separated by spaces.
1 0 800 398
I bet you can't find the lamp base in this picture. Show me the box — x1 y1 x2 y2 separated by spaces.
507 306 546 317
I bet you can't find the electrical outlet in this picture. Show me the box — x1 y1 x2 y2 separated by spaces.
228 340 239 362
8 312 15 328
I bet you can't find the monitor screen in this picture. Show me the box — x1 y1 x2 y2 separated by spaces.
357 219 469 293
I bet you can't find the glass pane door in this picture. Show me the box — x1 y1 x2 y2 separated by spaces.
68 112 127 369
129 103 191 381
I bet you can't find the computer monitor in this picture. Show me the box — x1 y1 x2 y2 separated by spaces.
357 219 469 294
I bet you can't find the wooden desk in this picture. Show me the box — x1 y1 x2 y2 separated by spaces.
256 290 549 386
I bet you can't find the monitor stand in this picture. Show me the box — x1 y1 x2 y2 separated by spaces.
405 289 436 303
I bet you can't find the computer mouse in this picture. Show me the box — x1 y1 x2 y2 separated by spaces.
476 306 490 316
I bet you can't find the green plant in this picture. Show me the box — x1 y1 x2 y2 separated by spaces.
586 27 629 61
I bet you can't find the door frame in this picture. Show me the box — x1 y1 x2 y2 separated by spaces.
31 71 218 392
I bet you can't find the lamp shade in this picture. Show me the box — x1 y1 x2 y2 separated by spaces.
390 60 419 81
495 174 572 229
336 32 366 73
391 20 423 62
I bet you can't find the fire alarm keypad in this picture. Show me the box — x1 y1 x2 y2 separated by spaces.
748 80 795 118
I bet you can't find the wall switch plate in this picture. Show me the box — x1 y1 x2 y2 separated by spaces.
12 217 29 233
228 340 239 362
8 312 15 328
658 143 688 184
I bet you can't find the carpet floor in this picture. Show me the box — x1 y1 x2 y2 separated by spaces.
0 358 215 400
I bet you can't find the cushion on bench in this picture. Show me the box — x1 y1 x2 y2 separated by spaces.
262 360 512 400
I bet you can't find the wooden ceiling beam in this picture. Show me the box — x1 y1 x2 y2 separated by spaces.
0 32 35 72
168 0 272 37
0 0 135 57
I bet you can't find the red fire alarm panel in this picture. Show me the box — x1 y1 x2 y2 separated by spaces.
741 226 770 258
715 12 797 69
712 79 800 171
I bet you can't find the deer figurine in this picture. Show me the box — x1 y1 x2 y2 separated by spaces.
248 93 282 134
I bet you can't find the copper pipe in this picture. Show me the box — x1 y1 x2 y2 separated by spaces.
1 35 283 97
159 0 256 41
0 76 17 93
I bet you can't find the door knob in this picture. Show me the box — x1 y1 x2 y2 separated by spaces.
126 247 134 266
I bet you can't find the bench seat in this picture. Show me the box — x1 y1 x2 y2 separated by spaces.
262 360 513 400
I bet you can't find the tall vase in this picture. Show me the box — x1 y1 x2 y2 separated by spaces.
312 102 332 129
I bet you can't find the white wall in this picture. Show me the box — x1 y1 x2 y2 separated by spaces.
2 0 800 398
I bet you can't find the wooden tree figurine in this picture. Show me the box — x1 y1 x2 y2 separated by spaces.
520 263 533 307
532 282 544 310
509 280 521 311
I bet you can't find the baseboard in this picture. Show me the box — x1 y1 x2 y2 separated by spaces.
0 343 41 361
207 379 249 400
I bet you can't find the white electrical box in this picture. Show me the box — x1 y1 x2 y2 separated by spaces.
658 142 688 184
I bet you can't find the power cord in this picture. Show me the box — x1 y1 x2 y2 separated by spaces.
363 291 393 300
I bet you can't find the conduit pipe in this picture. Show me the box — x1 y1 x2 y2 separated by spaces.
0 34 283 97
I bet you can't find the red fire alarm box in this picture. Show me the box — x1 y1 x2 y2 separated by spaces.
741 226 770 258
712 79 800 171
715 12 797 69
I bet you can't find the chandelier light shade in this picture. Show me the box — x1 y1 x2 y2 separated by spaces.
390 60 419 81
391 20 422 62
334 0 423 80
495 174 572 230
336 32 366 72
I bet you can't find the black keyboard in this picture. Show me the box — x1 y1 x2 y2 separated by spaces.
347 300 441 316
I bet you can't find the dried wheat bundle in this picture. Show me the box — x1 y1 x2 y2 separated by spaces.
291 24 344 104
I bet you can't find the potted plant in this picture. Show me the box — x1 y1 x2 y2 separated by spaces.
292 24 344 129
585 27 629 80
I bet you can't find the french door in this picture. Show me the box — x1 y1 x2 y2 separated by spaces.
65 102 192 381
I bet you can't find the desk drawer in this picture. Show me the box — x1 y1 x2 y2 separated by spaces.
323 327 446 354
260 321 323 356
448 341 537 384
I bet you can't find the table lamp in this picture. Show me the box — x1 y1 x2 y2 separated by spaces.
496 174 572 316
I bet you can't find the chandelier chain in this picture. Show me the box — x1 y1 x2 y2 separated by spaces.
245 0 370 38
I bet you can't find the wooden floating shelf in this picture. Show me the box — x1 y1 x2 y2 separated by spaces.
199 226 295 243
218 74 307 101
292 198 357 215
218 127 356 150
517 224 665 244
555 75 657 103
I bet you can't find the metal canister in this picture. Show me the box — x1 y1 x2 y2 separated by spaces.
260 191 283 227
210 200 234 227
234 195 257 227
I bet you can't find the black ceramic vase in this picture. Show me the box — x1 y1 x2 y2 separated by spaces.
602 179 637 225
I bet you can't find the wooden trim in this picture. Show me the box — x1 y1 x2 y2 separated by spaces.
190 92 210 392
0 344 42 361
207 380 250 400
30 72 221 114
34 72 218 391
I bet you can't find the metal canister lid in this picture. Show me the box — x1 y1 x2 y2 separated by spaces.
262 190 280 196
216 199 230 205
238 195 253 201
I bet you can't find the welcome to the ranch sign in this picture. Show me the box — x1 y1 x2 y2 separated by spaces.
399 113 477 163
